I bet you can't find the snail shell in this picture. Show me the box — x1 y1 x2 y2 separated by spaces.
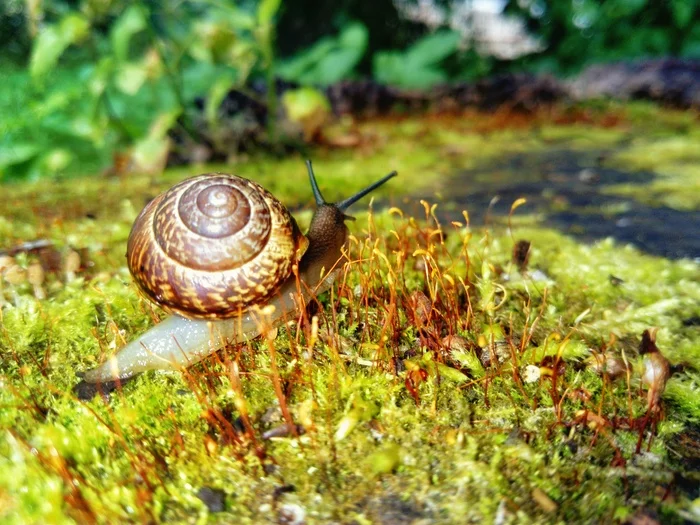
127 173 309 319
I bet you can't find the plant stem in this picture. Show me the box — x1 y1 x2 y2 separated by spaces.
266 57 277 142
259 24 277 143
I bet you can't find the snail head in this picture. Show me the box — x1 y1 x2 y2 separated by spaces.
303 160 397 262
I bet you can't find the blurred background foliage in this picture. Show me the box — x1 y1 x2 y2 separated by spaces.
1 0 698 181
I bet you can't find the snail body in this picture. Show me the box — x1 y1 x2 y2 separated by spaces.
82 162 396 383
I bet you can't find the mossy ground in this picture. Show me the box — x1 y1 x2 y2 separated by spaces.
1 104 699 523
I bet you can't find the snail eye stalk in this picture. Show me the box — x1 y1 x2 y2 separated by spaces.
306 159 397 212
306 160 326 206
336 171 398 212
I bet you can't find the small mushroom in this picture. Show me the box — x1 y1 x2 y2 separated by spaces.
64 249 82 283
3 257 25 286
2 256 26 304
27 262 46 300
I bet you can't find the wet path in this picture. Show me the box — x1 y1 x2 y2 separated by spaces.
433 148 700 260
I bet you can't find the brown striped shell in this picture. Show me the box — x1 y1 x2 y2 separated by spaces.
126 173 309 319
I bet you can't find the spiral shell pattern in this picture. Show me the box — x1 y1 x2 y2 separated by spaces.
127 173 308 319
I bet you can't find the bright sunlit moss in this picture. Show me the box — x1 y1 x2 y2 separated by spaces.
0 109 698 523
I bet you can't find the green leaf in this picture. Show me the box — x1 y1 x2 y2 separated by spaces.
131 136 170 173
278 22 367 85
373 51 402 85
311 22 368 84
89 57 115 98
146 109 181 140
224 8 256 30
278 39 335 79
181 63 234 100
29 26 63 79
67 116 108 145
559 339 591 361
114 62 148 95
405 30 460 67
29 14 90 79
339 22 369 50
60 13 90 42
110 5 147 62
670 0 694 28
257 0 282 25
41 148 73 174
310 48 363 85
373 30 458 88
451 351 485 378
437 363 468 383
0 143 41 169
644 28 671 53
609 0 647 17
190 20 239 64
131 109 181 172
205 73 237 126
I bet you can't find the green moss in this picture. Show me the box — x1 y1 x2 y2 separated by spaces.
605 131 700 210
1 107 699 523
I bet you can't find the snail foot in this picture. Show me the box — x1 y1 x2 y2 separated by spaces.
74 374 137 401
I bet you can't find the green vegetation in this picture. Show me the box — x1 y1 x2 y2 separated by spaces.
278 22 368 86
0 111 699 522
373 30 461 89
509 0 700 73
3 0 285 181
606 133 700 210
2 1 699 181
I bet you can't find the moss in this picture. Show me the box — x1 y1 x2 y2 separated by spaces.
604 131 700 211
1 106 699 523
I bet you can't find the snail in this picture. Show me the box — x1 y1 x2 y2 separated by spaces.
81 161 396 383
